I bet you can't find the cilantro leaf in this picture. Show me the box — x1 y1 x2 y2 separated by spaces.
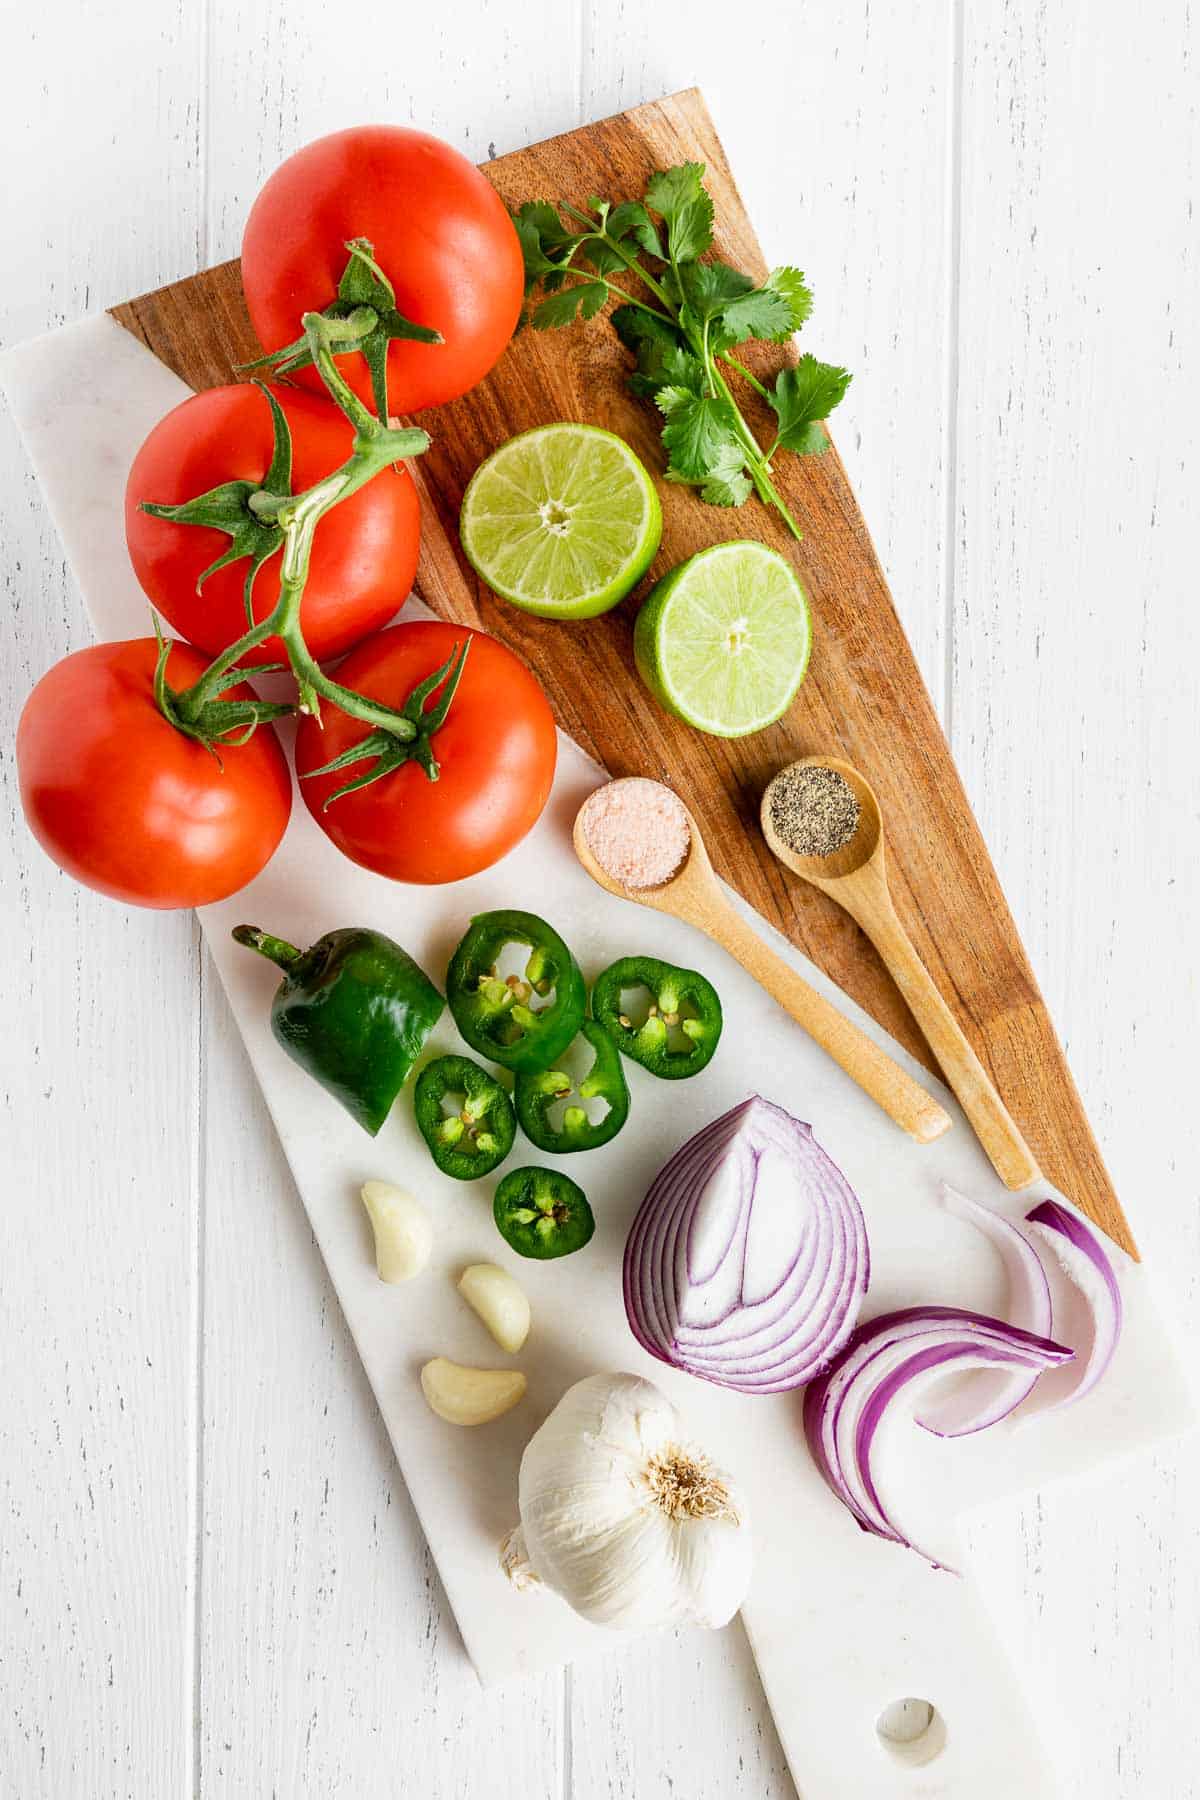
577 282 611 321
662 441 752 506
653 384 698 418
530 281 610 329
660 394 742 482
768 355 853 452
530 288 585 329
712 284 795 348
698 445 753 507
511 211 559 287
764 266 813 335
607 200 663 258
610 305 681 355
691 266 811 351
630 342 706 401
678 260 754 321
511 202 589 298
514 200 576 249
610 304 705 399
582 237 630 278
644 163 714 263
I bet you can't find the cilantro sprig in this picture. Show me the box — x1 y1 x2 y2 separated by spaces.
512 163 851 541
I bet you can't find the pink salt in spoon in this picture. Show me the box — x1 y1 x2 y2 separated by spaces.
573 778 951 1145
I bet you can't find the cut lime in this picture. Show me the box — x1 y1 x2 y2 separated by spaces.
633 542 812 737
459 423 662 620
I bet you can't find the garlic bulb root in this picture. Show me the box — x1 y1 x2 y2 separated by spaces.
641 1446 740 1525
499 1526 541 1592
505 1372 752 1631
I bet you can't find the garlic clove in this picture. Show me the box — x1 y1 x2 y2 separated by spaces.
361 1180 432 1283
457 1263 531 1354
420 1357 527 1426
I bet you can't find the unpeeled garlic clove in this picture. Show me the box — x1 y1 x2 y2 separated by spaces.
361 1181 432 1283
420 1357 527 1426
457 1263 531 1354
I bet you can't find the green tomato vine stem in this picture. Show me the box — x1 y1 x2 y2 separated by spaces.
168 304 450 756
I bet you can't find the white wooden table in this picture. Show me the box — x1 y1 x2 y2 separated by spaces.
2 4 1197 1795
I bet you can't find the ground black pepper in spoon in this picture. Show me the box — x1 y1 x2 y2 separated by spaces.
765 763 860 859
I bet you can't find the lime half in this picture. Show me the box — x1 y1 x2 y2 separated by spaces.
460 423 662 620
633 542 812 737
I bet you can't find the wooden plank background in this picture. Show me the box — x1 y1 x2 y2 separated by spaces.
2 3 1198 1797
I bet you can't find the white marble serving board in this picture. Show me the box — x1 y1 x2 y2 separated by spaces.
2 312 1193 1800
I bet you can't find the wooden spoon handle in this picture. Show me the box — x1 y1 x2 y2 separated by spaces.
859 896 1042 1189
703 898 952 1144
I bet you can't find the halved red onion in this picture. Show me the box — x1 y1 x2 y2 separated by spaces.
915 1187 1053 1437
1025 1199 1123 1406
623 1096 869 1393
803 1307 1073 1566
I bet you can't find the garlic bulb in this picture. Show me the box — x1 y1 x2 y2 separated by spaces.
502 1372 752 1630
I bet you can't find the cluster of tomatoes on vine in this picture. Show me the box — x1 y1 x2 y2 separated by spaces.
17 125 559 909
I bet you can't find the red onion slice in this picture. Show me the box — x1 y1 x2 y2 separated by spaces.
803 1306 1073 1566
915 1187 1053 1437
1025 1199 1123 1406
623 1096 869 1394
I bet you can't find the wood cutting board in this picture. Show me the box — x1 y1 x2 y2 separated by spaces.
109 86 1133 1259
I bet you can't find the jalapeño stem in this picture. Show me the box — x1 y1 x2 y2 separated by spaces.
231 925 303 968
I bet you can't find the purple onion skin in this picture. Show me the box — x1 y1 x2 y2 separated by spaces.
622 1096 869 1395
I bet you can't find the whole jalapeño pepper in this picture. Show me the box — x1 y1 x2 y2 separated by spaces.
233 923 443 1135
446 910 586 1073
514 1019 630 1154
590 955 723 1079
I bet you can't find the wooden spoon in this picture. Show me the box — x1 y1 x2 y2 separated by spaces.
761 756 1041 1190
573 789 951 1145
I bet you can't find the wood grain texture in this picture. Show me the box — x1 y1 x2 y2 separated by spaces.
110 89 1135 1257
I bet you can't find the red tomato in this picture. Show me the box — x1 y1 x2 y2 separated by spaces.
125 384 420 666
17 639 292 909
294 622 556 884
241 127 523 416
